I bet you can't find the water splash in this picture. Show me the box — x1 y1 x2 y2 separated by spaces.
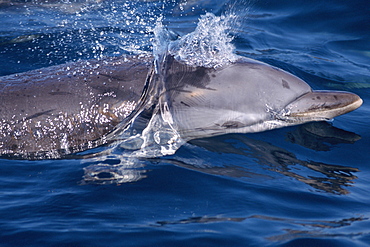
78 11 242 181
101 12 239 159
168 12 238 68
137 12 239 154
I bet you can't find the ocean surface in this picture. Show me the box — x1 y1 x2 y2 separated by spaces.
1 0 370 246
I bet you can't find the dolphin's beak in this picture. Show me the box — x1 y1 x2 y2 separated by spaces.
283 91 363 120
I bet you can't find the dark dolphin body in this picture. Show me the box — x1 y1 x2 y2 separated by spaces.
0 56 151 158
0 55 363 159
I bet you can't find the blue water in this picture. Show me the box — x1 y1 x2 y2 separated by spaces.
1 0 370 246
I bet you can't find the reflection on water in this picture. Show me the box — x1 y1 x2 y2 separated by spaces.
83 121 360 195
260 215 366 244
155 214 365 228
188 122 360 195
264 215 367 243
287 121 361 151
251 215 366 229
156 215 245 226
154 214 366 244
81 157 148 185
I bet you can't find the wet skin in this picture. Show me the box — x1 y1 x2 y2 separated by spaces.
0 55 362 158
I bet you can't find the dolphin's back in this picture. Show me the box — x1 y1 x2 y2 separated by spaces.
0 56 151 158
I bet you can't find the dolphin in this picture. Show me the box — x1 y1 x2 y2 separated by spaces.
0 54 362 159
0 56 150 158
159 55 363 141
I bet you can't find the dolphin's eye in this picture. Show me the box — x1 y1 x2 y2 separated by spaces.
221 121 244 128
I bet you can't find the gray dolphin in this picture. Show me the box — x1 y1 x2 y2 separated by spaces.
0 56 150 158
0 54 362 159
160 56 362 141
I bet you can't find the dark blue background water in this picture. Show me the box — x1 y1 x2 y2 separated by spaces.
1 0 369 246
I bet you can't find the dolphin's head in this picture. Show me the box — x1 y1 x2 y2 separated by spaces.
161 56 362 140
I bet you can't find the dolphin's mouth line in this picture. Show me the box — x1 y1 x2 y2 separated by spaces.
289 98 363 117
280 90 363 121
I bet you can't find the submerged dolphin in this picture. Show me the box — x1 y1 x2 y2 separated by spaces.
0 54 362 159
